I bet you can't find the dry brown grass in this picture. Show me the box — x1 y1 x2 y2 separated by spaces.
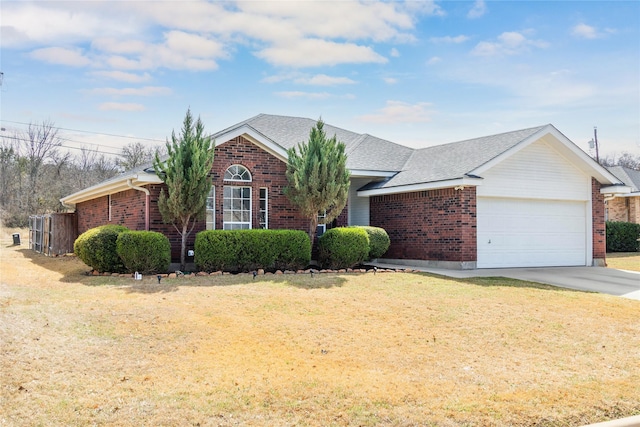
606 253 640 272
1 234 639 426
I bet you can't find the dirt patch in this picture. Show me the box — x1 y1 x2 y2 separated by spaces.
1 241 639 426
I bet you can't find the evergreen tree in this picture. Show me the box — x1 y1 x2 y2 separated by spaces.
285 119 350 247
153 109 215 270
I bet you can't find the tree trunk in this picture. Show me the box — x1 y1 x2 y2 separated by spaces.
308 217 318 252
180 222 188 271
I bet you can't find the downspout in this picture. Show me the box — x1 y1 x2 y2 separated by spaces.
127 179 150 231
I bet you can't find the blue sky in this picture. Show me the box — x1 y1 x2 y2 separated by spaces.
1 0 638 158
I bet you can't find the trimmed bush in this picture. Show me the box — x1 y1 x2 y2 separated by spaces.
606 221 640 252
116 231 171 274
74 225 129 273
195 229 311 272
318 227 369 269
353 226 390 259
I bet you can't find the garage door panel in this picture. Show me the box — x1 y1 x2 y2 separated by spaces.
477 197 587 268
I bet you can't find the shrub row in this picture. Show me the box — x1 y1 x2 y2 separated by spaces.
195 229 311 273
75 225 391 273
75 225 170 273
606 221 640 252
318 226 390 269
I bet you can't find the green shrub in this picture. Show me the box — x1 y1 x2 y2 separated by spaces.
74 225 129 273
318 227 369 269
606 221 640 252
195 229 311 272
353 226 390 259
116 231 171 274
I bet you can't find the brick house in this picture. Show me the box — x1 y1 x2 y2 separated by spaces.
61 114 628 269
606 166 640 224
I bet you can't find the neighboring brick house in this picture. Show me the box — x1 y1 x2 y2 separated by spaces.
606 166 640 224
61 114 628 269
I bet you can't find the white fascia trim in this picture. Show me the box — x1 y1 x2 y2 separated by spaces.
349 169 397 178
60 173 163 208
470 125 554 176
214 125 289 162
600 185 631 195
470 125 624 185
357 177 483 197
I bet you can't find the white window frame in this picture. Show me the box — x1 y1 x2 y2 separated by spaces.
316 210 327 237
206 186 215 230
223 186 252 230
259 187 268 229
224 164 252 182
223 165 253 230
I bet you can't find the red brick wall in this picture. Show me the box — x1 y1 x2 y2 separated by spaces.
77 190 146 234
211 136 310 232
77 196 109 234
370 187 477 262
76 136 324 261
592 178 606 261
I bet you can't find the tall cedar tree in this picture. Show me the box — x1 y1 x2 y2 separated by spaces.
285 119 350 247
153 109 215 270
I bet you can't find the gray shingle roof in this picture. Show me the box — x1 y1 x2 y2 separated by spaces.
366 125 548 189
215 113 413 172
607 166 640 192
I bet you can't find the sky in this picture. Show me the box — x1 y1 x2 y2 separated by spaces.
1 0 639 159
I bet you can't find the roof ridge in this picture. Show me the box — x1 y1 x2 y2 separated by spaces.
418 124 549 151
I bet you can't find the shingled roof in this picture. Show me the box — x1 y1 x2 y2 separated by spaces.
608 166 640 194
61 113 625 206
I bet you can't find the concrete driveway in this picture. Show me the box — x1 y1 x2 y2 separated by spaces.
373 263 640 300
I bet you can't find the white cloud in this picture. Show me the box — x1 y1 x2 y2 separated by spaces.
275 91 332 100
467 0 487 19
383 77 398 84
293 75 356 86
99 102 145 111
28 47 92 67
430 35 469 44
359 101 435 124
427 56 442 65
571 23 615 40
5 1 431 71
262 73 356 85
390 48 401 58
255 39 387 67
90 71 152 83
87 86 172 97
1 3 139 49
471 31 548 56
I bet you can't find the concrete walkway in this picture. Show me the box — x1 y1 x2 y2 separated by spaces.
370 263 640 301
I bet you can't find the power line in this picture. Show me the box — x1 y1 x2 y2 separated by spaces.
0 119 166 144
0 134 122 156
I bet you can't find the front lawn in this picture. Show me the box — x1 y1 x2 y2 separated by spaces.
607 252 640 272
1 240 639 426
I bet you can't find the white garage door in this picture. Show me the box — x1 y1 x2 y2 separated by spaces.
477 197 587 268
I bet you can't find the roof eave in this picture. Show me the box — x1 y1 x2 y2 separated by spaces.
469 125 625 186
60 173 163 208
357 176 483 197
213 124 289 162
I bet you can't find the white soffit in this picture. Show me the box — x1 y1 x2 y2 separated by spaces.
357 177 483 197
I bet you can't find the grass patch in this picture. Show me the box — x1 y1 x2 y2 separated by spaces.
607 252 640 272
1 240 639 426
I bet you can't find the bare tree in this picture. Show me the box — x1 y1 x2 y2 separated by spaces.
118 141 158 171
599 151 640 171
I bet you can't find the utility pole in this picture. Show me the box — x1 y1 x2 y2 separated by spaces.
589 126 599 164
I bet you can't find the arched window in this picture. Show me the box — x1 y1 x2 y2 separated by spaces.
224 165 251 182
223 165 252 229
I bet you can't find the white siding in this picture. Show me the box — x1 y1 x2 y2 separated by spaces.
348 178 371 226
477 139 591 201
